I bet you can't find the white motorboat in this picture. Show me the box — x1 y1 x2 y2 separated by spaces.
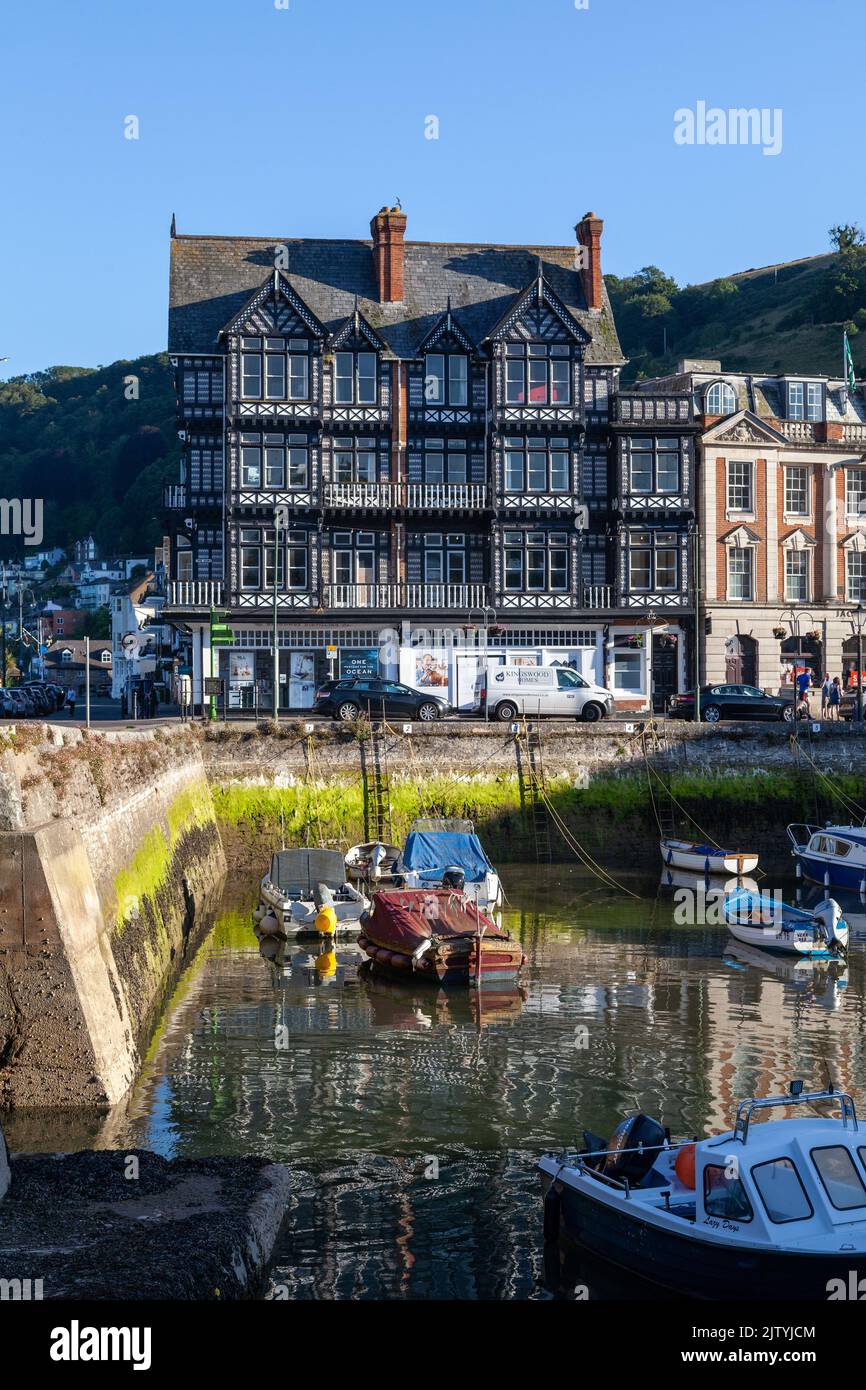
254 847 368 939
393 817 503 912
724 888 848 958
344 840 401 884
539 1082 866 1299
788 821 866 893
660 837 759 876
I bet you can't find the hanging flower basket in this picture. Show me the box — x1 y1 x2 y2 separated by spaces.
805 629 821 642
488 625 504 638
657 633 678 648
626 634 644 649
772 626 787 639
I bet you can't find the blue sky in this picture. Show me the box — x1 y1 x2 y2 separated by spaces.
1 0 862 377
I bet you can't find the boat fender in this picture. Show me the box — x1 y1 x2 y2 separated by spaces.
674 1143 696 1190
260 911 282 936
253 904 266 922
543 1185 561 1243
315 905 337 935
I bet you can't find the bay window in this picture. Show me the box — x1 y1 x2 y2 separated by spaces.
504 343 572 405
504 436 570 492
240 337 310 401
240 433 309 489
503 531 568 592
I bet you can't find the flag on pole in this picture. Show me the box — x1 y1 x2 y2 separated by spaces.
845 330 857 394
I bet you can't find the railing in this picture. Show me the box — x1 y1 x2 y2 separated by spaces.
614 394 693 423
324 582 488 610
582 585 614 608
777 421 817 443
777 420 866 445
323 481 488 511
165 580 225 608
163 484 187 509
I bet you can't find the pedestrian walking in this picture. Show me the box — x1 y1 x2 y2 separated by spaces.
828 677 841 720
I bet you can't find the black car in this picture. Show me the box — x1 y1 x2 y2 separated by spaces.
314 677 450 722
669 684 795 724
22 681 65 712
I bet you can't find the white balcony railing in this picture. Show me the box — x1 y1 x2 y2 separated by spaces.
163 484 187 509
323 481 488 511
165 580 225 608
325 583 487 610
582 585 614 609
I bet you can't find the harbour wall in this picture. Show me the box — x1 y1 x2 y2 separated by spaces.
203 719 866 877
0 723 225 1109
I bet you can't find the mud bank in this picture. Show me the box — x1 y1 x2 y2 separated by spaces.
0 724 226 1109
0 1146 291 1299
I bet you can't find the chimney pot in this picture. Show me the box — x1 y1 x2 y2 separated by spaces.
575 212 604 312
370 206 408 303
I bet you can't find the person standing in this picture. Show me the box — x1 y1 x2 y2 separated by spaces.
65 688 76 718
828 677 841 720
821 672 833 719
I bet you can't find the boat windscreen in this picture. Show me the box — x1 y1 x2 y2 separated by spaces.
270 848 346 895
400 830 492 883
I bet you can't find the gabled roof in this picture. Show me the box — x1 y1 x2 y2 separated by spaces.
483 266 591 346
220 269 328 341
169 234 624 364
330 303 387 352
416 301 476 354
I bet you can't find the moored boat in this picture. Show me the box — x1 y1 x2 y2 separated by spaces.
358 887 524 985
788 821 866 893
660 836 759 876
255 847 368 939
724 887 848 958
538 1082 866 1300
394 817 503 912
344 840 401 885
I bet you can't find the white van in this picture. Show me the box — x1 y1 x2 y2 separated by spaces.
474 663 615 722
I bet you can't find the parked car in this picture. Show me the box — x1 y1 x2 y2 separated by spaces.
22 680 65 712
475 662 615 723
314 677 450 722
669 684 795 723
1 689 36 718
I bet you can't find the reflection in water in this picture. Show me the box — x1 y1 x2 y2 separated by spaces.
9 866 866 1298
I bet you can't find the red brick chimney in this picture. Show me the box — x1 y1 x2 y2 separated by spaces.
370 206 407 302
575 211 604 312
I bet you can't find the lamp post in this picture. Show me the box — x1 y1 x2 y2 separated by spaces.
273 508 284 723
468 604 496 722
849 602 865 723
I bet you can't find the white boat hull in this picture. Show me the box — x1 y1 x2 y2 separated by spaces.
661 839 759 875
725 919 840 958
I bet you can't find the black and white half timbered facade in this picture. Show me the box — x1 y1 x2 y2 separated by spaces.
164 207 696 711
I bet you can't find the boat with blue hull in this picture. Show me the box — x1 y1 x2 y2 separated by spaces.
723 888 848 958
538 1083 866 1300
788 822 866 894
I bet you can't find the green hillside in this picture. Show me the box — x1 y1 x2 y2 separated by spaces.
0 354 178 559
2 229 866 559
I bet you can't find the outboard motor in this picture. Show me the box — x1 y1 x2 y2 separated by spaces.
601 1113 667 1185
442 865 465 892
813 898 849 954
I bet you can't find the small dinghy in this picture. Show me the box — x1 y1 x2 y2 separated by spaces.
357 887 524 986
255 847 368 939
724 887 848 958
394 817 503 911
539 1081 866 1300
660 837 759 876
344 840 401 884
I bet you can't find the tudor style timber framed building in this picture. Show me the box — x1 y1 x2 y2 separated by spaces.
163 208 697 712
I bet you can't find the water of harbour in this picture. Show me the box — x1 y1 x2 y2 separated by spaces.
14 864 866 1299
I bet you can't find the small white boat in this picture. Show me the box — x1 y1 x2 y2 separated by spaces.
724 888 849 958
255 847 368 939
344 841 401 884
539 1082 866 1300
660 837 759 876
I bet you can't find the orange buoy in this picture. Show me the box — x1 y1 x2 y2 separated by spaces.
674 1142 696 1189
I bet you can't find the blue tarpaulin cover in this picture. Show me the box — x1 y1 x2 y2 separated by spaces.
400 831 492 884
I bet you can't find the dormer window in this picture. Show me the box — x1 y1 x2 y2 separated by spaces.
705 381 736 415
335 351 377 405
241 337 310 402
788 381 823 422
504 343 571 405
425 354 468 406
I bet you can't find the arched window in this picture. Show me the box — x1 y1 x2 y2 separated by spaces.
705 381 736 415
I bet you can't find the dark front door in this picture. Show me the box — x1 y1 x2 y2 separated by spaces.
652 634 678 712
725 635 757 686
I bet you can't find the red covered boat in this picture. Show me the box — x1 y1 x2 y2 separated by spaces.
358 888 525 986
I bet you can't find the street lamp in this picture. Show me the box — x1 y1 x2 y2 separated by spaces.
467 604 496 722
849 602 865 723
273 508 284 723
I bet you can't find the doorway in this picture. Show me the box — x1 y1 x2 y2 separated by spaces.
652 632 679 711
725 633 758 686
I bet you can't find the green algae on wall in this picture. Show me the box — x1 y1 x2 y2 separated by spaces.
112 779 217 934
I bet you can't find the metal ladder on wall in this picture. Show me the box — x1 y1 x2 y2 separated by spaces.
362 719 394 845
517 723 552 863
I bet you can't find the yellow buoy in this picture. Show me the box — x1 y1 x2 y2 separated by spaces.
316 947 337 979
315 906 337 935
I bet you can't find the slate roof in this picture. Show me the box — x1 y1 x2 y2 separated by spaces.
168 234 624 365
